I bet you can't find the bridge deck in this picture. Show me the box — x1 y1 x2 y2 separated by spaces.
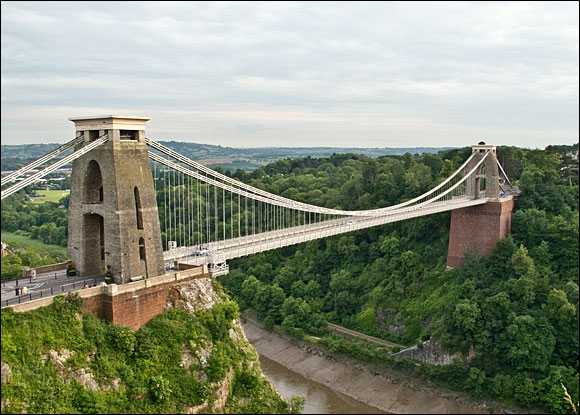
169 197 489 266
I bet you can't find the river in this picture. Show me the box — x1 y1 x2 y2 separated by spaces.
259 353 388 414
242 317 490 414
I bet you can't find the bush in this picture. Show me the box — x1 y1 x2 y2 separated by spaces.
282 325 304 340
233 368 260 396
208 341 231 381
134 328 156 359
53 292 84 314
428 358 468 390
82 315 106 347
149 375 172 403
263 315 275 331
466 367 487 397
107 324 136 354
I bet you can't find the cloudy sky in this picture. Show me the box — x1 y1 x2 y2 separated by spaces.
1 1 578 149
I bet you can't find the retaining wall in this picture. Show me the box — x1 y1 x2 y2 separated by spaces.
8 265 209 330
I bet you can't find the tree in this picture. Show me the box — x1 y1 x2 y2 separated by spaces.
400 250 423 285
512 245 537 278
329 269 360 321
403 163 432 198
1 251 23 280
453 299 480 337
547 289 576 325
546 288 579 368
466 367 487 397
511 245 538 306
380 235 400 258
240 275 262 308
505 314 555 371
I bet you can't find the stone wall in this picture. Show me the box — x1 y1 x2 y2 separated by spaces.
393 340 462 365
104 280 177 330
9 266 209 330
447 197 514 268
34 262 67 274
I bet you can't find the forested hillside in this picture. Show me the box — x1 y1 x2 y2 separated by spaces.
1 143 578 413
216 144 579 413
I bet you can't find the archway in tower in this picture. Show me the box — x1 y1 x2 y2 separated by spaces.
84 160 103 203
83 213 105 275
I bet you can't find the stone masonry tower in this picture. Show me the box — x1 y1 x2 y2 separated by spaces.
447 144 515 268
464 144 500 200
67 116 164 283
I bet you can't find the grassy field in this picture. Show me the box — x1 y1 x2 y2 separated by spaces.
29 189 69 204
1 231 67 255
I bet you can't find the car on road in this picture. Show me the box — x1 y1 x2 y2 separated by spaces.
346 220 355 225
195 247 212 256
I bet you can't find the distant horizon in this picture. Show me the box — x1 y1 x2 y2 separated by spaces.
2 138 577 153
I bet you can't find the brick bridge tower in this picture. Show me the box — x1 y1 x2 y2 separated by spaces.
447 144 515 268
67 116 164 283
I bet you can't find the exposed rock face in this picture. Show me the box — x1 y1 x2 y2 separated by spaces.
41 349 99 390
40 349 120 391
393 340 476 366
375 307 407 336
186 368 235 414
170 277 271 413
211 367 235 413
180 344 211 382
167 277 220 313
1 362 11 384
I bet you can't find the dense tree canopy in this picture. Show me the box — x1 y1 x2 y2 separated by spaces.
2 143 578 412
216 144 579 413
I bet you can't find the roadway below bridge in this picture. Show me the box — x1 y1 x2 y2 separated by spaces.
169 196 490 267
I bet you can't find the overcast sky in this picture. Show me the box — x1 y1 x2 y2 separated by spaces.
1 1 578 149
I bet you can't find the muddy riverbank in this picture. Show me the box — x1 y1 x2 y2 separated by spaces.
242 315 532 414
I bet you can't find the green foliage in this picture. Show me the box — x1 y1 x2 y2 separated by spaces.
1 196 68 247
220 143 578 413
1 232 67 280
427 359 469 390
208 340 231 381
148 375 172 402
82 315 107 347
288 396 307 414
106 324 136 354
3 140 577 413
0 287 292 414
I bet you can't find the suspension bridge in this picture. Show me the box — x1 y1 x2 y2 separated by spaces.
1 115 517 283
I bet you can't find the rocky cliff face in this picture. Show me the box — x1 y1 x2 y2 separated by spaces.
167 277 221 314
165 276 287 413
0 277 290 414
167 278 234 413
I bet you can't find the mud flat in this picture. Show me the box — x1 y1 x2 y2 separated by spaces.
242 316 531 414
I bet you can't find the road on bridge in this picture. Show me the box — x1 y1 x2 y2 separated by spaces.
169 196 488 267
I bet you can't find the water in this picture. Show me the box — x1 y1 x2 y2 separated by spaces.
258 354 388 414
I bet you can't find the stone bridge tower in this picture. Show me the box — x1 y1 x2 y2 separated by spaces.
447 144 515 268
465 144 500 200
67 115 164 283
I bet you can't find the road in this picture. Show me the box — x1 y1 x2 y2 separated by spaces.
1 269 106 308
